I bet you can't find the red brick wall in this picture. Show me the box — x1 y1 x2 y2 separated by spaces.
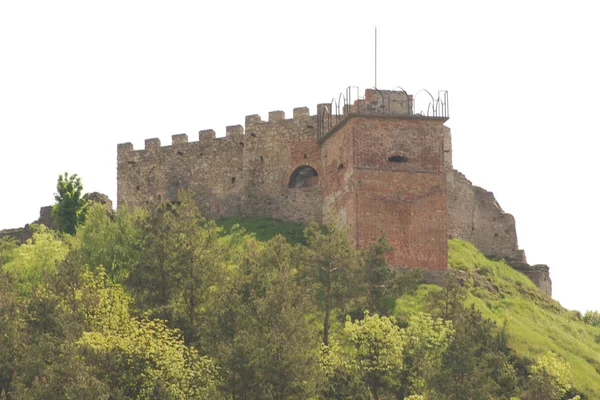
321 116 448 270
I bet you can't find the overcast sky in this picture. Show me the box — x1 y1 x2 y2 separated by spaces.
1 0 598 312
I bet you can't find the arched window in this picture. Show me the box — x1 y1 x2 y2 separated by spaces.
288 165 318 188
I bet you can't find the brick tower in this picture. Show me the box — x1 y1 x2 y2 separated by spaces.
318 89 449 270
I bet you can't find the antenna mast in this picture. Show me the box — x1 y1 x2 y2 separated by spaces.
374 27 377 88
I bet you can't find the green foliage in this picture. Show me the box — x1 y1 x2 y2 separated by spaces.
330 312 405 400
0 236 18 266
525 352 573 400
400 313 454 398
303 216 362 346
218 235 321 400
430 305 518 400
52 172 88 234
3 210 600 399
583 310 600 327
0 274 24 395
69 203 144 283
1 225 68 296
396 239 600 398
363 235 422 315
216 216 306 244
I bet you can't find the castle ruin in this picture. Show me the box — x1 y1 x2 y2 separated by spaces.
116 87 551 295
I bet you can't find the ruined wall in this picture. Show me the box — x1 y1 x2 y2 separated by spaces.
447 170 526 263
118 108 324 225
118 129 244 219
0 206 56 243
242 109 323 224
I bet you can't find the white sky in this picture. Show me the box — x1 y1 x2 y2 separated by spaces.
1 0 598 312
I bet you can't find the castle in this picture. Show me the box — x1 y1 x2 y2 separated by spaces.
116 87 551 295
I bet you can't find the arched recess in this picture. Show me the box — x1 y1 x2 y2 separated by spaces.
288 165 319 189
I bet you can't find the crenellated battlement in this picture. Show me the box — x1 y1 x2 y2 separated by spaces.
117 87 453 272
117 103 328 156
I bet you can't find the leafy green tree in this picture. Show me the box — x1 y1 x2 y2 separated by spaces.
52 172 88 234
363 235 423 316
0 236 18 266
303 216 362 346
429 305 518 400
1 225 68 296
220 235 320 400
126 191 229 347
127 196 179 316
525 352 573 400
583 310 600 327
319 340 367 399
69 202 144 283
425 269 467 321
0 273 25 395
363 235 393 314
338 312 405 400
167 192 227 346
400 312 454 398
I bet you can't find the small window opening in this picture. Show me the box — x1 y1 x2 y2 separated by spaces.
304 153 308 159
388 155 409 163
250 132 257 138
288 165 318 188
231 177 236 185
338 163 344 172
177 151 184 156
136 185 141 190
259 155 264 161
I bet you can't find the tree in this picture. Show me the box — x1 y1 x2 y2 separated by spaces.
425 269 467 321
400 313 454 398
303 216 362 346
525 352 573 400
69 202 144 283
429 305 518 400
52 172 88 235
363 235 423 316
337 312 405 400
1 225 69 296
220 235 321 400
583 310 600 327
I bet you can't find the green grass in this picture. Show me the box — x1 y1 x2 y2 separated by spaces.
216 217 306 245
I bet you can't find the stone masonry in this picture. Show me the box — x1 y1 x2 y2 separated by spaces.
117 88 551 294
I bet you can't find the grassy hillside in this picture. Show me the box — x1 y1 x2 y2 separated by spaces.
216 217 306 244
399 240 600 398
222 218 600 397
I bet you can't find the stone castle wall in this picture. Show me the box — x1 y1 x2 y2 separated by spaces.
447 170 526 264
116 88 550 293
118 89 448 270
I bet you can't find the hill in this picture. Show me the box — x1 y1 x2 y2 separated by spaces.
220 217 600 398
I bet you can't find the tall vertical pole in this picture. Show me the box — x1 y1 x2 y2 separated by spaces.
375 27 377 89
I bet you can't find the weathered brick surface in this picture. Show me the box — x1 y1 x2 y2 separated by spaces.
320 115 448 269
